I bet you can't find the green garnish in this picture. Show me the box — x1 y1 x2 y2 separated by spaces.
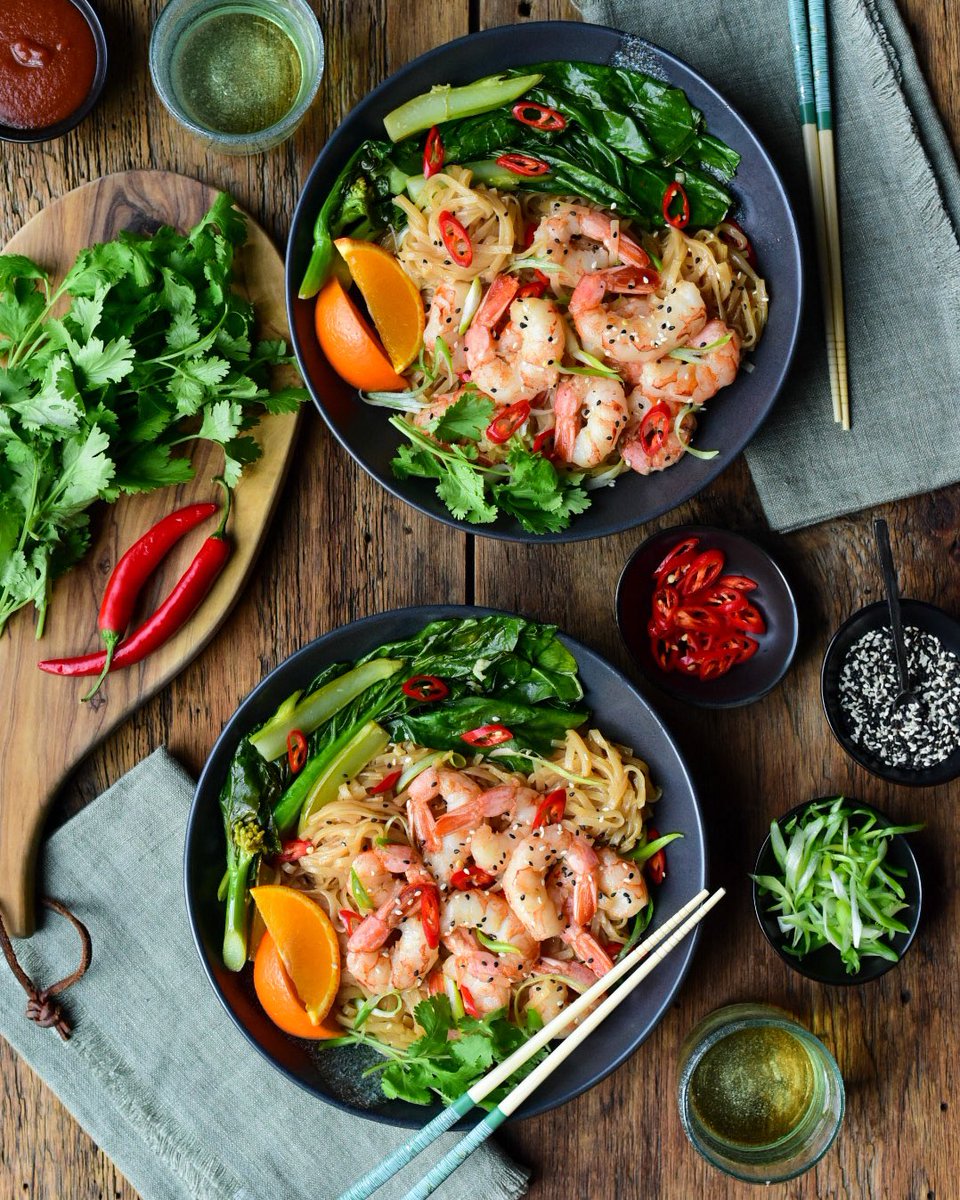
324 994 546 1108
630 831 684 865
618 899 654 960
350 867 374 912
476 930 521 956
752 796 923 975
0 194 306 637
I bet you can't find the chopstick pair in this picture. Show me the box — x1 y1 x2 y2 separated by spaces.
337 887 725 1200
787 0 849 429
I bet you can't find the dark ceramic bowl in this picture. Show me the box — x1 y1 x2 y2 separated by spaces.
752 797 922 985
0 0 108 145
821 599 960 787
285 22 803 543
185 605 707 1127
616 524 799 708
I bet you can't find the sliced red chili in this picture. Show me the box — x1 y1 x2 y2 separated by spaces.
674 603 724 633
427 968 445 996
339 908 363 934
460 984 480 1018
533 428 555 457
702 585 748 610
461 723 514 747
645 828 668 885
438 210 473 267
719 217 757 268
516 269 550 300
662 181 690 229
718 574 758 592
450 865 496 891
650 637 674 672
678 549 725 596
419 884 440 949
650 584 680 632
727 605 766 635
512 100 567 131
531 787 566 831
286 729 308 773
697 651 738 681
277 837 312 863
402 674 449 702
495 152 550 177
639 404 673 457
370 768 402 795
485 400 531 444
654 537 700 583
522 222 537 249
423 125 444 179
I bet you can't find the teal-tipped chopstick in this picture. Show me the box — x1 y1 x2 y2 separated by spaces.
786 0 844 427
807 0 849 428
401 888 726 1200
336 887 711 1200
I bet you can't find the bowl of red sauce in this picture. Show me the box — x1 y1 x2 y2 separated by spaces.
0 0 107 143
617 524 799 708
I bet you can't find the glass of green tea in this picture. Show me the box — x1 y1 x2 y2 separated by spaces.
677 1003 845 1183
149 0 323 154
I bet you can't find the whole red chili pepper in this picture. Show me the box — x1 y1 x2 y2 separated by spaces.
89 501 218 697
40 483 233 687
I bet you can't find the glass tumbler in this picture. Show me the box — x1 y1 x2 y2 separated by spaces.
677 1003 845 1184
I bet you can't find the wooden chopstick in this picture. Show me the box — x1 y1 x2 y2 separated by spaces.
400 889 726 1200
786 0 847 428
807 0 849 429
337 887 712 1200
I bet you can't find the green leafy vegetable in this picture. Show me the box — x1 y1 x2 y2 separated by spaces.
325 994 547 1107
751 796 923 975
0 194 307 636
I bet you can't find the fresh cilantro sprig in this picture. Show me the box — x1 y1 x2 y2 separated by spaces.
389 393 590 534
324 994 546 1108
0 194 307 636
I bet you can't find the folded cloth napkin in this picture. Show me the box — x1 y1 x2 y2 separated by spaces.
0 749 529 1200
579 0 960 531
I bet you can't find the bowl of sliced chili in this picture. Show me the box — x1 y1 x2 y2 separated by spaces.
617 524 799 708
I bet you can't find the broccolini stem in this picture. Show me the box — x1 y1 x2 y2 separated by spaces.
222 850 255 972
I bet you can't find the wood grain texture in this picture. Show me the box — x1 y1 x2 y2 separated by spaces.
0 170 300 939
0 1 957 1198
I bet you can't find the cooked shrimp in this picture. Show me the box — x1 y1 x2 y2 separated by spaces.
544 861 617 978
408 767 482 882
350 843 430 908
441 888 539 978
442 935 513 1016
502 825 600 942
522 956 601 1031
470 786 542 878
633 319 741 407
569 274 707 376
619 391 694 476
596 846 649 922
552 374 628 468
532 203 650 289
346 875 439 992
464 275 564 404
423 281 469 374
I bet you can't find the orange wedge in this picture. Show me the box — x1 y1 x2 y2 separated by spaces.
251 886 341 1028
335 237 425 372
253 931 341 1040
314 276 408 392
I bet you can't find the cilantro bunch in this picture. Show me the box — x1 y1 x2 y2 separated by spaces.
0 194 305 636
328 993 546 1108
389 390 590 534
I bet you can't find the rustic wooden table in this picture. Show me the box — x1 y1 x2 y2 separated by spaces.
1 1 957 1197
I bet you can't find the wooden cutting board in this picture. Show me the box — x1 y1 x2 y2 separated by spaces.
0 171 301 937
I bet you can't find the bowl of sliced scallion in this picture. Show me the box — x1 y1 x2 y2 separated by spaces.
751 796 923 985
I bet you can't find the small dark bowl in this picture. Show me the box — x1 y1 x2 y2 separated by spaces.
616 524 799 709
821 599 960 787
0 0 108 145
752 797 922 985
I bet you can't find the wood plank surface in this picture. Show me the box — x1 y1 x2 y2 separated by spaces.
0 1 956 1198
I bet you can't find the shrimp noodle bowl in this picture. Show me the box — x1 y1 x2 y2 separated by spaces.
265 728 659 1050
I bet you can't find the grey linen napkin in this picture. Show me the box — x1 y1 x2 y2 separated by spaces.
0 749 529 1200
579 0 960 531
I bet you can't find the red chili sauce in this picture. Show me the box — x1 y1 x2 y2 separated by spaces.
0 0 97 130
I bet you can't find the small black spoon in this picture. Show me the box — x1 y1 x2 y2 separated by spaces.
873 518 922 712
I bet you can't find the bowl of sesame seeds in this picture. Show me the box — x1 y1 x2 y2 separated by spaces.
821 599 960 787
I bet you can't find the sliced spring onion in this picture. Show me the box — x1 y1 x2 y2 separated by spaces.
350 867 373 912
505 256 562 273
630 831 684 866
458 276 483 335
673 404 719 461
360 391 430 412
476 930 521 956
583 459 630 491
394 749 467 795
618 899 654 959
488 747 593 786
353 990 403 1029
667 332 732 364
751 795 923 975
433 334 453 375
558 364 621 380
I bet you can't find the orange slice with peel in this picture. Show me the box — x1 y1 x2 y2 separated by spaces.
314 277 408 391
335 237 425 372
251 885 341 1028
253 931 341 1040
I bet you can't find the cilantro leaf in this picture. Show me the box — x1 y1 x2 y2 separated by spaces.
0 255 47 290
58 425 114 510
71 335 135 387
222 434 262 487
197 399 243 444
436 457 498 524
429 390 495 442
